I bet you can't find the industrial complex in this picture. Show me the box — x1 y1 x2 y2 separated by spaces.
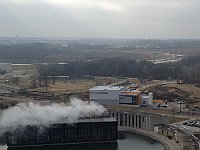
0 64 199 150
6 117 118 147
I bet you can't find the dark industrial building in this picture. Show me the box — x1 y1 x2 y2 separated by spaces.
6 118 118 147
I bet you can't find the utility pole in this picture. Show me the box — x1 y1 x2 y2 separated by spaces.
188 92 193 122
188 98 190 122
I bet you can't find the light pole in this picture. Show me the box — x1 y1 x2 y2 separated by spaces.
187 92 193 122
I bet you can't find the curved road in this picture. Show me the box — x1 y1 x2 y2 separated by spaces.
119 126 181 150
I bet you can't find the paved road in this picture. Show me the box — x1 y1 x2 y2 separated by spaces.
173 121 200 134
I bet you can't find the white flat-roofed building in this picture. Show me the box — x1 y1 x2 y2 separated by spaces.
89 86 153 106
89 86 125 106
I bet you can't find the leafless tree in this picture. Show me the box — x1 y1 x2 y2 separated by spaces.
30 76 37 89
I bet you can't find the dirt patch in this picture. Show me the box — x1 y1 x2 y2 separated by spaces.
31 80 90 94
145 85 189 101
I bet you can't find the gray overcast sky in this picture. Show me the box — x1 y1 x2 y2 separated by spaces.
0 0 200 39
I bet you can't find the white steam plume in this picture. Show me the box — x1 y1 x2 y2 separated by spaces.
0 145 7 150
0 98 106 129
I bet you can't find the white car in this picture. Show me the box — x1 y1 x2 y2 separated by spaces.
177 101 185 104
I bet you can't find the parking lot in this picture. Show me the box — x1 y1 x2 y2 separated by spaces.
174 120 200 133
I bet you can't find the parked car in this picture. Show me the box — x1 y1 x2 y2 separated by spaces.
194 122 200 127
183 122 188 125
177 101 185 104
157 104 167 108
190 122 197 126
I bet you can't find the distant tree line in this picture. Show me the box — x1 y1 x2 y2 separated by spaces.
1 40 200 63
37 55 200 85
179 55 200 85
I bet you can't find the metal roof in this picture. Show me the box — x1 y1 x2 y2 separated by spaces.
90 86 124 91
53 117 117 124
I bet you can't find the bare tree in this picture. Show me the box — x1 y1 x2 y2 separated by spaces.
30 76 37 89
37 65 50 91
12 77 20 85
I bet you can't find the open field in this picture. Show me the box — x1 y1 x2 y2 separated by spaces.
35 80 96 94
144 81 200 104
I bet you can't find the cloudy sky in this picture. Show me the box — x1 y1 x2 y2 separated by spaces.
0 0 200 39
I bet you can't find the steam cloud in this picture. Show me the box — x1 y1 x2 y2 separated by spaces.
0 98 106 129
0 145 7 150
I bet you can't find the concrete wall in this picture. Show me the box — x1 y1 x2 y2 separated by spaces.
90 90 121 100
175 132 199 150
109 110 169 131
92 99 119 106
156 126 175 140
90 90 121 106
110 109 199 150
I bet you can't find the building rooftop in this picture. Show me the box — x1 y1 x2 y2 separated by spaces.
122 90 141 93
90 86 124 91
141 95 150 98
42 117 117 125
77 117 117 123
